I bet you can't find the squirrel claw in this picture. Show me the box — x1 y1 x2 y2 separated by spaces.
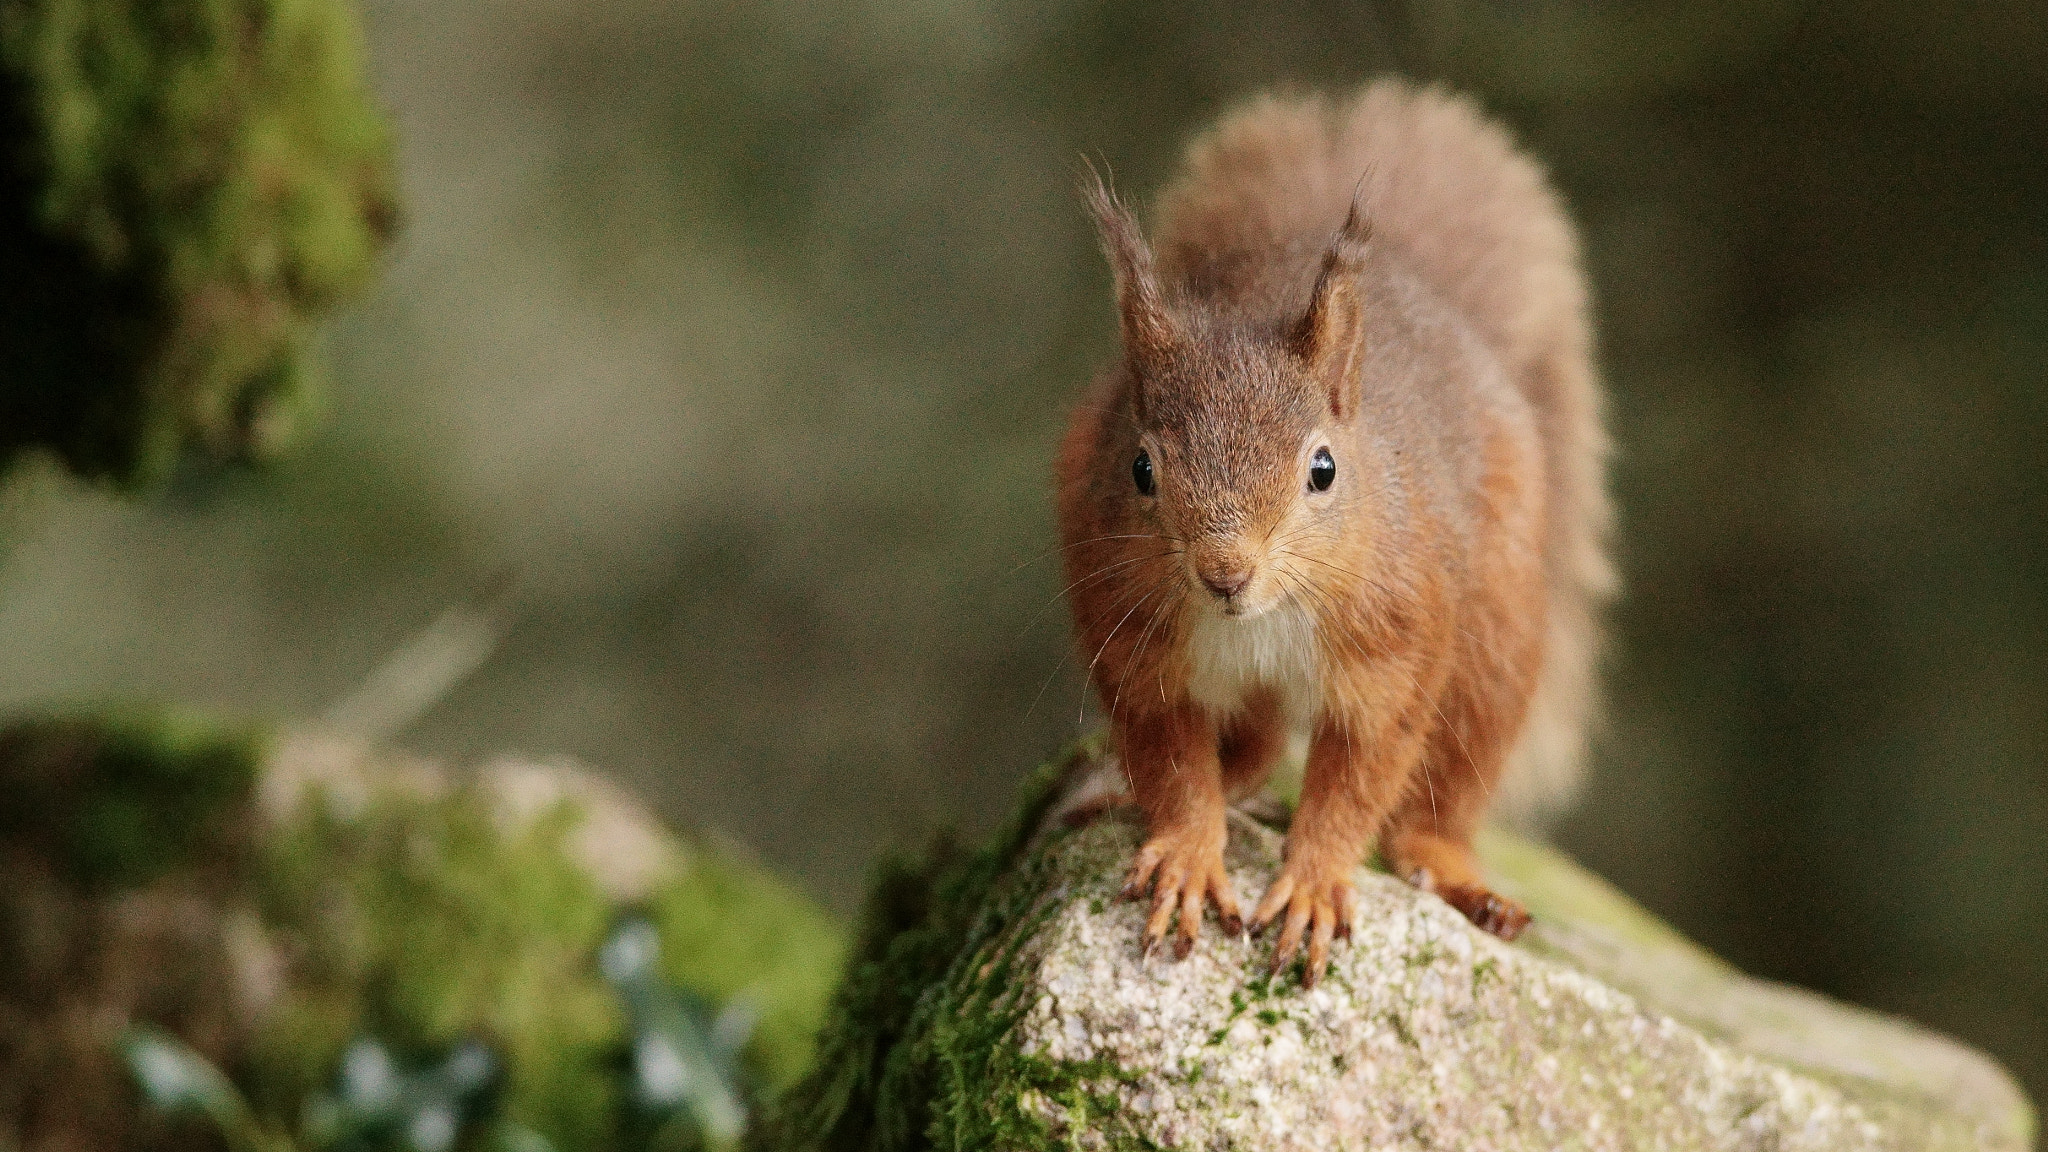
1253 868 1352 985
1123 834 1241 962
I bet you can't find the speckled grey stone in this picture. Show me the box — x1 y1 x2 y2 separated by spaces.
997 763 2035 1152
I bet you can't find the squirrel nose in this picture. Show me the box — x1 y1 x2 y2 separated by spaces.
1200 568 1252 600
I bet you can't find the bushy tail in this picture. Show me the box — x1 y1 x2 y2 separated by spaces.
1152 80 1617 828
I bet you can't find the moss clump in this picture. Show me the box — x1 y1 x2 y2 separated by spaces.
0 710 270 1152
896 834 1157 1152
251 783 628 1150
249 759 848 1151
0 0 397 485
743 739 1143 1152
0 717 848 1152
0 709 265 889
650 840 850 1094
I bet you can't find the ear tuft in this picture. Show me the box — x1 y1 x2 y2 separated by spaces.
1085 174 1180 402
1291 200 1371 420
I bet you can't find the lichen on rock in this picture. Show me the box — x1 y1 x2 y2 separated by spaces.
753 747 2036 1152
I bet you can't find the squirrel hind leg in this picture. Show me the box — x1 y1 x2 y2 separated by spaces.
1384 824 1531 942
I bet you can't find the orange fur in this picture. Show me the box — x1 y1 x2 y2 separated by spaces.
1054 80 1612 980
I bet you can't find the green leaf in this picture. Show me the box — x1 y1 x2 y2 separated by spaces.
121 1026 280 1152
601 917 754 1147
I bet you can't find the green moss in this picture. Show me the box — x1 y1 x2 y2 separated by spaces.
253 783 626 1150
0 712 852 1151
895 824 1103 1151
649 841 847 1092
0 708 265 889
745 739 1165 1152
737 737 1089 1139
247 765 849 1151
0 0 397 486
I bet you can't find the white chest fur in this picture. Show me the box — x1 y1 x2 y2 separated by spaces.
1182 602 1325 724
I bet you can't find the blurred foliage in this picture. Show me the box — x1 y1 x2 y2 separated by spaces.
250 763 841 1150
0 0 2041 1127
0 0 396 487
126 976 748 1152
600 918 751 1148
0 707 262 889
125 1027 289 1152
125 936 773 1152
251 778 630 1149
0 714 846 1152
126 1026 554 1152
642 834 849 1096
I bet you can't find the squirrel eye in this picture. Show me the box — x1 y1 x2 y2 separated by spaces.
1309 446 1336 492
1132 449 1156 496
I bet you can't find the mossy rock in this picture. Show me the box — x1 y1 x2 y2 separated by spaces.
0 717 846 1152
0 0 397 486
751 746 2036 1151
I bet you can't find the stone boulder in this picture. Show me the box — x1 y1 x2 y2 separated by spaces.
751 746 2035 1151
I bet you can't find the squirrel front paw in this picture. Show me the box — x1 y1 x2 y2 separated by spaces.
1250 864 1355 987
1121 833 1244 960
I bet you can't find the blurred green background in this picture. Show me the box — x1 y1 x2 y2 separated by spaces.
3 0 2043 1116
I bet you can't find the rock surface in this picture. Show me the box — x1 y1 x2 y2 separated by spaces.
754 748 2035 1152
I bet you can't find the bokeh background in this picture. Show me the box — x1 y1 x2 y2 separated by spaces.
3 0 2044 1113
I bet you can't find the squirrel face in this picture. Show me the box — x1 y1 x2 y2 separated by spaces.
1088 183 1376 624
1124 336 1356 620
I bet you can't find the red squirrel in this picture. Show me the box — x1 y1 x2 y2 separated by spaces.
1055 81 1613 983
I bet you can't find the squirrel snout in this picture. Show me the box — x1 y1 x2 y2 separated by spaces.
1198 566 1253 601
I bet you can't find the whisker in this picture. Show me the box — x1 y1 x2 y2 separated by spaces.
1022 639 1075 724
1114 581 1181 721
1024 567 1167 724
1276 547 1391 595
1004 532 1177 578
1081 576 1174 724
1011 549 1181 644
1276 547 1415 614
1266 522 1322 557
1280 550 1505 805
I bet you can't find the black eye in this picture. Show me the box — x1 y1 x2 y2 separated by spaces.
1309 446 1336 492
1132 449 1156 496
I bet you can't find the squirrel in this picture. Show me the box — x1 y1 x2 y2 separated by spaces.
1054 80 1614 984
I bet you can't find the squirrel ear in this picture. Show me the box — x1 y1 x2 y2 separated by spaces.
1085 177 1179 409
1291 201 1371 421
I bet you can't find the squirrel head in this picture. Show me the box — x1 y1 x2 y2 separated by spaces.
1085 181 1375 622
